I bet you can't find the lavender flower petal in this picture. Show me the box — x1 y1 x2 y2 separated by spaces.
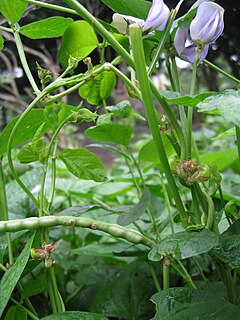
142 0 170 32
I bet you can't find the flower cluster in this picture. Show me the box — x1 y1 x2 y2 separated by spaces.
30 242 56 268
174 2 224 63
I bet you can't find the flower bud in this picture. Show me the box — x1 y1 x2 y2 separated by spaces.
142 0 170 32
190 2 224 45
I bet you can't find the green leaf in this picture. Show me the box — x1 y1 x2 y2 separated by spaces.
160 90 216 107
0 109 51 157
72 242 127 258
200 148 238 172
17 144 38 164
212 218 240 268
58 148 107 182
139 137 175 163
148 229 218 261
0 235 7 264
197 90 240 126
78 71 116 105
151 287 240 320
85 124 133 146
212 127 236 140
21 274 46 299
117 188 150 226
0 33 4 51
41 311 108 320
0 0 27 24
20 17 74 39
0 233 35 318
4 306 27 320
106 100 132 118
101 0 150 19
59 21 98 68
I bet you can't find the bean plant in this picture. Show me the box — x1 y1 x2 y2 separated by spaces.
0 0 240 319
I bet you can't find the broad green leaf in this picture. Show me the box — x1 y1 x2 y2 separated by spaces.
91 261 155 319
212 127 236 140
58 148 107 182
139 137 175 163
0 33 4 50
21 274 46 299
41 311 108 320
0 0 27 24
106 100 132 118
198 90 240 126
101 0 150 19
59 21 98 68
117 188 150 226
0 233 35 318
4 306 27 320
20 17 74 39
72 242 127 258
212 218 240 268
78 71 116 105
200 148 238 172
151 287 240 320
160 90 216 107
92 182 133 196
85 124 133 146
148 229 218 261
0 109 51 157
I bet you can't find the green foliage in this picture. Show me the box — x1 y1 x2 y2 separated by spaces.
4 306 27 320
0 0 27 24
0 33 4 50
149 229 218 261
139 137 175 163
85 124 133 146
20 17 74 39
151 287 240 320
198 89 240 126
58 148 107 182
59 21 98 68
41 312 109 320
101 0 150 19
0 234 35 317
79 71 116 105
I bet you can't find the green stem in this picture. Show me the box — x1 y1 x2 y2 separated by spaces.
22 0 78 15
235 126 240 160
204 59 240 85
0 216 156 248
0 160 14 265
47 140 58 212
13 30 40 94
0 26 13 32
191 184 202 225
149 264 161 292
163 263 170 290
160 174 174 233
191 257 208 287
10 298 40 320
39 165 48 217
187 54 198 160
130 24 187 226
50 79 87 102
172 259 196 289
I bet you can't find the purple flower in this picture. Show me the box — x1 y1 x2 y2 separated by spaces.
143 0 170 32
174 2 224 63
113 0 170 35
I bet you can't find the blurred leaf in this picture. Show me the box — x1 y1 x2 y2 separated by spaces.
85 124 133 146
0 234 35 318
151 287 240 320
56 205 100 216
212 127 236 140
198 90 240 126
101 0 150 19
21 274 46 299
139 137 175 163
92 182 133 197
0 33 4 50
0 110 51 157
212 218 240 268
91 261 155 320
59 21 98 68
200 148 238 171
17 144 38 164
160 90 216 107
4 306 27 320
20 17 74 39
72 242 127 258
0 235 7 264
117 188 150 226
41 311 108 320
148 229 218 261
106 100 132 118
0 0 27 24
79 71 116 105
58 148 107 182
